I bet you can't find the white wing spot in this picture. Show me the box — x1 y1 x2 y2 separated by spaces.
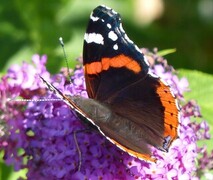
111 9 117 15
113 44 118 50
108 31 118 41
90 13 99 21
84 33 104 45
107 23 112 29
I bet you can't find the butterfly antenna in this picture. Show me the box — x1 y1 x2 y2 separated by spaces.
59 37 71 83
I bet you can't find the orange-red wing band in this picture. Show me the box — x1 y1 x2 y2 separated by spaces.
84 54 141 75
156 81 179 146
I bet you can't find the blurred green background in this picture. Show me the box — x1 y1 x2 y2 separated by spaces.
0 0 213 179
0 0 212 74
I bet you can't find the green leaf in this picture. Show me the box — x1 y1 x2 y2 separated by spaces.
0 152 27 180
157 48 176 56
178 69 213 151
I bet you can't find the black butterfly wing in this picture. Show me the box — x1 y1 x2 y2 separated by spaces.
83 5 149 101
108 74 179 152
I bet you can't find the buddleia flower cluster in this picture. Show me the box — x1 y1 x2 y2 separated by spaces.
0 51 212 179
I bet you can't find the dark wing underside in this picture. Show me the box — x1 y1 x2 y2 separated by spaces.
101 74 179 154
83 5 149 101
103 75 165 151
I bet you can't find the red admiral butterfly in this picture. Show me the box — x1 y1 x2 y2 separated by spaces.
41 5 179 162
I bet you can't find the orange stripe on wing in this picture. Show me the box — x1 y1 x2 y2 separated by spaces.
156 80 179 146
84 55 141 75
84 61 103 74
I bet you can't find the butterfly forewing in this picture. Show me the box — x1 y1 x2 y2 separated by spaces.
83 5 149 101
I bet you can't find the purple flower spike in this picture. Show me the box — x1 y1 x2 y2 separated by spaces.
0 51 212 179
